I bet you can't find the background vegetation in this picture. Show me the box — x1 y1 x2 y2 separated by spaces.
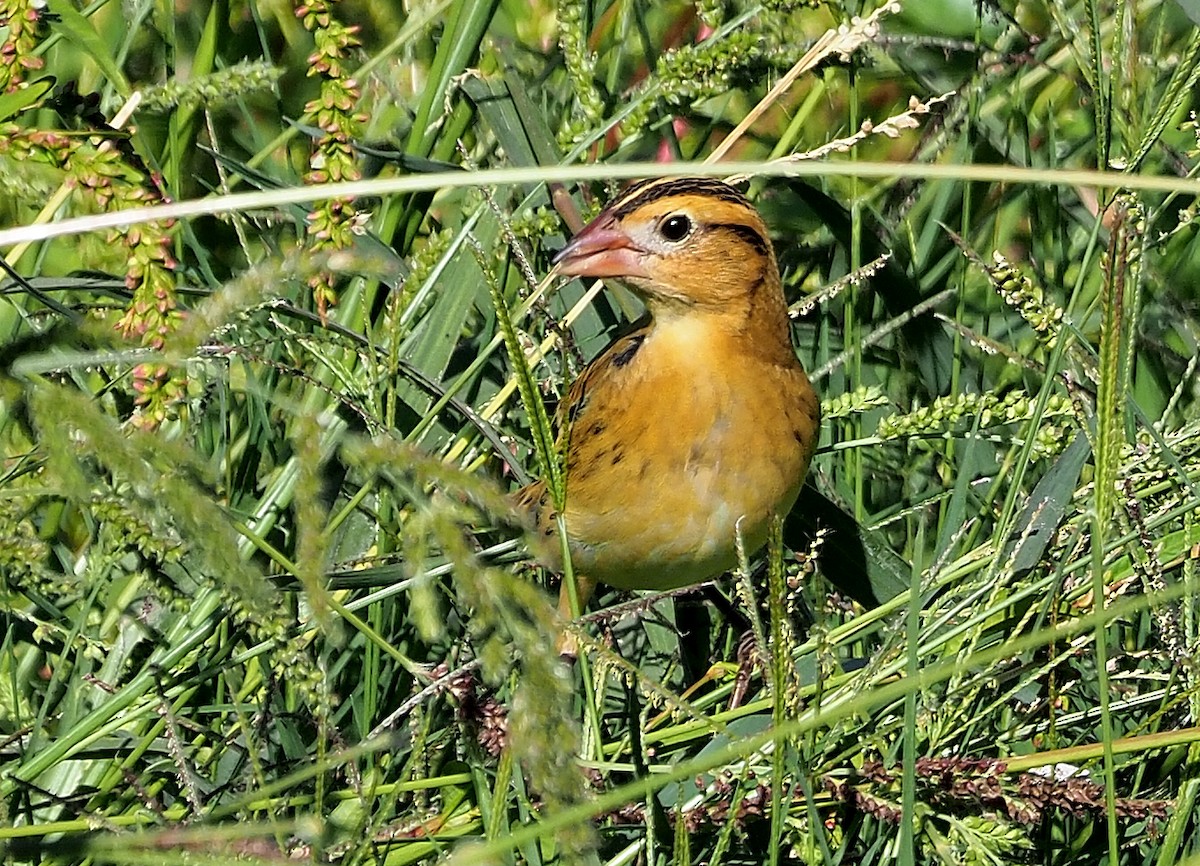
2 0 1200 863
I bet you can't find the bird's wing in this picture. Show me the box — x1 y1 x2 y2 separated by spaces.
513 320 651 518
557 323 650 436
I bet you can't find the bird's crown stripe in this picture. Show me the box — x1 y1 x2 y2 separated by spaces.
609 177 751 219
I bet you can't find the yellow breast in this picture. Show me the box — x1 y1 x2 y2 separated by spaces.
552 315 817 590
516 176 821 614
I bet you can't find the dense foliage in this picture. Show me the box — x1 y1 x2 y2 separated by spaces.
1 0 1199 863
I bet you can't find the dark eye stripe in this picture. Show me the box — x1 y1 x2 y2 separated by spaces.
710 222 769 256
610 177 751 219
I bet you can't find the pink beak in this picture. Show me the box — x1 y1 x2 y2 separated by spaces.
552 216 651 279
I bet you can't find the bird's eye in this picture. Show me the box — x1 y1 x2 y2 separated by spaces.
658 214 692 242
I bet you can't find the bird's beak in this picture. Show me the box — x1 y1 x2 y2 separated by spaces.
552 217 652 279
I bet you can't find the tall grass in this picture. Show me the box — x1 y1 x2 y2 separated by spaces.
2 1 1199 864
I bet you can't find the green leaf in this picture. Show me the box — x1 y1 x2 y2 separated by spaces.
45 0 131 96
404 0 500 158
1175 0 1200 26
787 484 910 607
1005 434 1091 576
0 76 55 122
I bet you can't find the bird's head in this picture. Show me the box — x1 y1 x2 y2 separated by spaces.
552 178 780 316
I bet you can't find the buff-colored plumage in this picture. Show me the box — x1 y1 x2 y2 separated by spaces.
516 177 820 634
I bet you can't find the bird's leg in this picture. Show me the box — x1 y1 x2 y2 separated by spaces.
555 573 596 658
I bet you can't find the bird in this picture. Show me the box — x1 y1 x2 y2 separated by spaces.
515 176 820 648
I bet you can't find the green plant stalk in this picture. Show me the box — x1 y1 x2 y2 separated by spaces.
636 505 1200 754
479 247 559 493
766 514 787 866
456 572 1200 863
1158 774 1200 865
1 590 226 796
846 42 865 535
1088 0 1112 169
901 516 926 862
673 791 690 866
982 208 1107 594
1002 725 1200 773
164 0 218 197
932 0 992 561
1092 201 1131 861
326 595 426 678
22 539 115 758
1158 507 1199 865
396 0 498 251
479 244 602 763
9 5 1200 858
486 746 515 845
1128 29 1200 172
6 162 1200 251
478 249 565 539
1120 201 1146 433
233 0 452 179
764 79 827 162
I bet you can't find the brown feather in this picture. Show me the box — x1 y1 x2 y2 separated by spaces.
516 178 820 634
